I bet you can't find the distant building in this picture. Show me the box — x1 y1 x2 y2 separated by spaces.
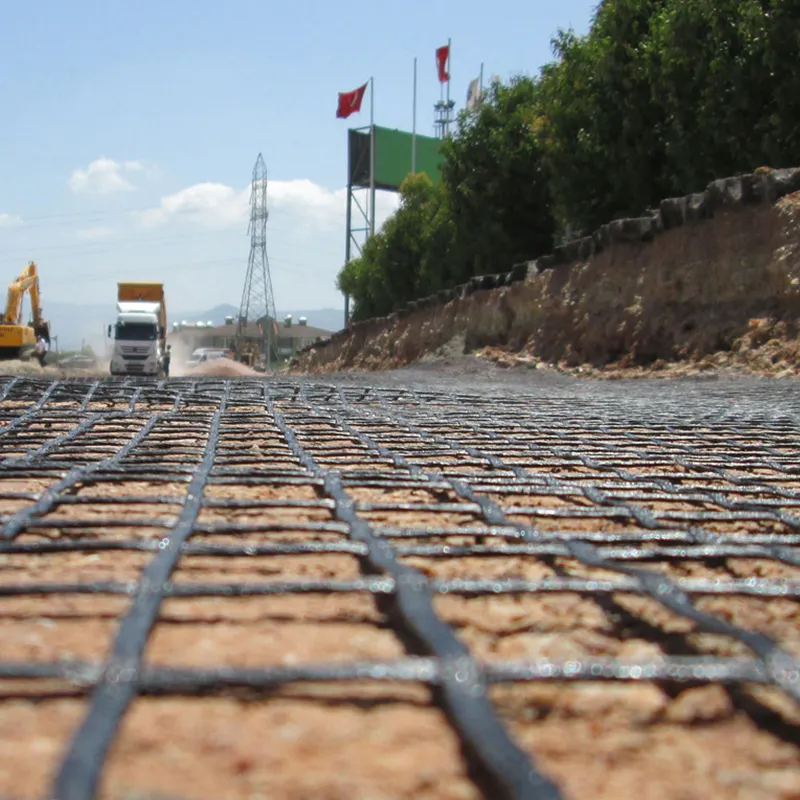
273 316 333 358
167 314 331 360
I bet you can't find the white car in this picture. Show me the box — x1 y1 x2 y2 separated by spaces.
186 348 232 369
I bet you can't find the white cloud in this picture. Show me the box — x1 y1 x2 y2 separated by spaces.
74 226 115 241
136 179 400 232
136 182 249 229
68 158 146 195
0 213 23 228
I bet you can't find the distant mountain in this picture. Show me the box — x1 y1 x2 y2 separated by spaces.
42 301 345 352
45 302 112 353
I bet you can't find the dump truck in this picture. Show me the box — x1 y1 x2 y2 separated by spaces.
108 282 166 377
0 262 51 360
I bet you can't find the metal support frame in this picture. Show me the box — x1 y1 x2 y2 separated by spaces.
237 153 277 369
343 115 376 327
434 38 455 139
433 100 455 140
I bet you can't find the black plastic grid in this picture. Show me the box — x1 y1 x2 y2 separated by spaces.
0 376 798 800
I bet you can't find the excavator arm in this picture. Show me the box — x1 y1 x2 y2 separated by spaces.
3 262 41 326
28 266 44 328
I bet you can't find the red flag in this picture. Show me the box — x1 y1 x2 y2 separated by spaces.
336 82 368 119
436 45 450 83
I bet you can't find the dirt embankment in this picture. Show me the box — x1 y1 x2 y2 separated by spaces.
292 168 800 377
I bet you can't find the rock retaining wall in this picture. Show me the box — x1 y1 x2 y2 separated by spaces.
292 168 800 374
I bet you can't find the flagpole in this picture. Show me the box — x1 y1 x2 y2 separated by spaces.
369 76 375 237
412 58 417 174
445 37 451 137
479 62 484 98
344 179 352 325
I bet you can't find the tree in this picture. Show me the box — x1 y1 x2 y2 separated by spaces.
645 0 800 188
337 174 451 321
338 0 800 321
540 0 800 231
537 0 671 234
338 80 557 321
441 76 555 276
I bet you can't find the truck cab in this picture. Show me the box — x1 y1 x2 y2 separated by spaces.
108 282 167 377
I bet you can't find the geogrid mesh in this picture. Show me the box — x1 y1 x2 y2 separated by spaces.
0 375 798 799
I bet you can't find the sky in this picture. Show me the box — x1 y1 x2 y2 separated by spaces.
0 0 598 319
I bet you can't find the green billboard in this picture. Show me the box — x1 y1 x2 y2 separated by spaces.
348 126 444 191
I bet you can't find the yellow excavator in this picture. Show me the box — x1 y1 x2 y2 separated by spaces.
0 261 51 360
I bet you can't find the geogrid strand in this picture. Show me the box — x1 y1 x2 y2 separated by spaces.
0 573 796 600
0 380 58 437
0 654 779 693
52 403 226 800
0 377 798 800
0 376 20 402
340 387 800 701
1 414 163 541
265 385 561 800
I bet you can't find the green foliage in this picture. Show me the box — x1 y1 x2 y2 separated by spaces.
338 80 555 321
645 0 800 188
341 0 800 319
440 77 555 277
538 1 673 233
540 0 800 233
337 174 454 321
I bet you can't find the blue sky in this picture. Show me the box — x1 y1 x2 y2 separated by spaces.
0 0 597 319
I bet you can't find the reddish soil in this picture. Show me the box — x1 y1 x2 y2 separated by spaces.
1 389 799 799
185 358 259 377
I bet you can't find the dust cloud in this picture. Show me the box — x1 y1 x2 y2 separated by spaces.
166 338 195 378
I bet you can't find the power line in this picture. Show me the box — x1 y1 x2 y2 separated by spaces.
1 193 347 229
4 208 338 236
1 230 224 256
0 228 341 263
42 257 240 282
35 252 337 285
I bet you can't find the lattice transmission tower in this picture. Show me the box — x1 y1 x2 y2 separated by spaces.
237 153 277 365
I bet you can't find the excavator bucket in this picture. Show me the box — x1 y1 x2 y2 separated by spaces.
34 320 51 344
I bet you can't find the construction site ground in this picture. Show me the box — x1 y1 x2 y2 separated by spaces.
0 361 798 800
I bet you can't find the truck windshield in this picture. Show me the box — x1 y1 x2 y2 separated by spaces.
115 322 157 341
